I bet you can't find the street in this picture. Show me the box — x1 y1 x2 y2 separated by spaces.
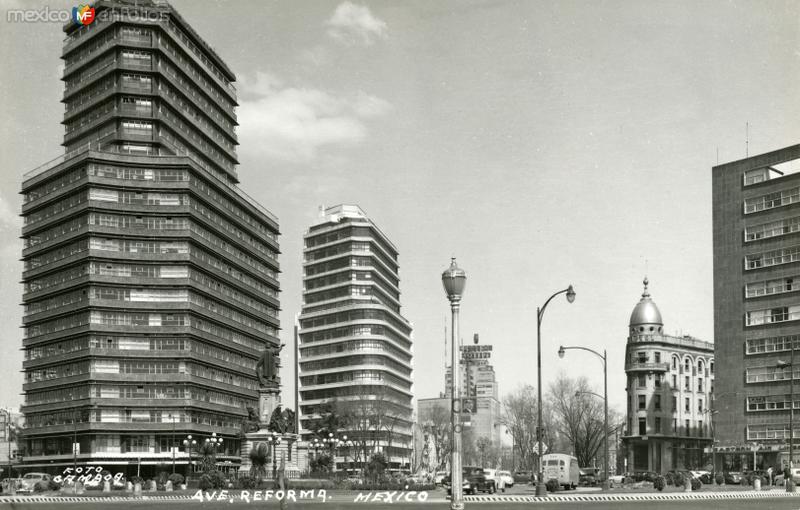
1 497 799 510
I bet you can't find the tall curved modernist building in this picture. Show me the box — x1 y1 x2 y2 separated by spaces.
298 205 413 472
19 0 280 475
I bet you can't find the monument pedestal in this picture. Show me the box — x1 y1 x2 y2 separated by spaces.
240 432 301 479
258 387 280 424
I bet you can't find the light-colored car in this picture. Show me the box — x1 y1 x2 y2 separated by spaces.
434 471 447 485
774 468 800 486
608 474 625 487
17 473 52 494
483 469 505 491
497 470 514 488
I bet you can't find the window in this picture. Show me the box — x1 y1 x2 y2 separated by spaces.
639 395 646 410
655 374 662 389
698 378 703 392
655 352 661 363
637 351 647 363
672 418 677 433
685 419 690 436
655 417 662 434
639 418 646 436
638 374 646 388
685 376 690 391
672 357 677 370
684 358 690 373
685 398 690 412
672 396 677 412
698 399 703 412
698 420 704 437
655 395 661 410
672 374 677 387
710 362 714 374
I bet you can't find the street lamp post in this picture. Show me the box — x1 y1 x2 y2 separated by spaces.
183 435 197 477
205 432 223 473
168 413 176 474
779 350 795 492
559 345 607 490
267 432 282 479
442 258 466 510
535 285 575 497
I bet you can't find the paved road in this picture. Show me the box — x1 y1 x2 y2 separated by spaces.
1 499 799 510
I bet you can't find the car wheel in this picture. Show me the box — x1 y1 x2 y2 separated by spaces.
489 484 496 494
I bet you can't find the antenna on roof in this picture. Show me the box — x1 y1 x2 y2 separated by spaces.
746 122 749 157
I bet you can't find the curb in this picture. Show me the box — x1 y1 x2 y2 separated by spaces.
0 495 193 504
465 490 800 503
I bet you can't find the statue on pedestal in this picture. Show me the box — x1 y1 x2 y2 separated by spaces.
256 343 284 389
268 405 297 434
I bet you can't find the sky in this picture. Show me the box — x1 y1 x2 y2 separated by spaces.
0 0 799 422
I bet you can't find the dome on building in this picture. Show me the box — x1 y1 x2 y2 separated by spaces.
629 277 663 328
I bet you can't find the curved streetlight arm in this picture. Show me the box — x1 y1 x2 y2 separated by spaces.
560 345 606 364
538 287 574 324
575 390 604 401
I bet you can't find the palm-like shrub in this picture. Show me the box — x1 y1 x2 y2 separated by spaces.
198 442 217 474
249 442 269 483
654 476 665 491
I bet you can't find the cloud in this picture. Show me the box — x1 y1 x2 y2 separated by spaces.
325 2 387 46
238 73 392 163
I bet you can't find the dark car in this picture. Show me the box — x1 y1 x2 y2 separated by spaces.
632 471 657 482
513 471 532 484
579 469 597 487
444 467 496 495
724 471 742 485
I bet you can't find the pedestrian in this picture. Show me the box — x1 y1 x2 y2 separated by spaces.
767 466 773 486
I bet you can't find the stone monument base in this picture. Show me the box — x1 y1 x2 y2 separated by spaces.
240 431 301 479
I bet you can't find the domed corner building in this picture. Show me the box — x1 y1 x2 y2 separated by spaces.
622 278 715 474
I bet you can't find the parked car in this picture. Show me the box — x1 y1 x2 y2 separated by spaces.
483 469 505 492
723 471 742 485
444 467 496 495
433 471 447 485
579 468 598 487
608 474 625 487
773 468 800 486
698 471 715 484
17 473 52 494
497 470 514 488
513 470 532 484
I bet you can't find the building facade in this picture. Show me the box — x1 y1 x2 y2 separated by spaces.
20 0 280 475
713 144 800 470
623 278 714 472
297 205 413 471
445 360 502 448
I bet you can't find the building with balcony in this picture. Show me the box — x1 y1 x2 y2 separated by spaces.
19 0 280 476
622 278 714 472
297 205 413 472
713 144 800 471
444 359 502 448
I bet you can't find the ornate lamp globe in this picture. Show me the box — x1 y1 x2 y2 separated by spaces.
441 257 467 301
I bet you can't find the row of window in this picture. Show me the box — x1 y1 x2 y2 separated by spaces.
633 372 710 393
634 394 705 413
746 244 800 270
746 277 797 298
65 98 115 135
746 365 799 383
746 335 800 354
300 339 412 364
301 354 412 377
745 216 800 242
744 186 800 214
300 308 412 337
304 255 399 287
631 416 706 437
26 408 241 431
300 370 411 388
300 323 412 350
746 305 800 326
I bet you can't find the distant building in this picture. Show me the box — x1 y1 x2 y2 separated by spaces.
19 0 280 475
712 144 800 471
298 205 413 471
622 278 714 472
0 409 22 469
443 341 502 452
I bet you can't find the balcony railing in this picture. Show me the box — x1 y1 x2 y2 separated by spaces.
626 361 670 372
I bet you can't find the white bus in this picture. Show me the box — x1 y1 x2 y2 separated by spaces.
542 453 580 490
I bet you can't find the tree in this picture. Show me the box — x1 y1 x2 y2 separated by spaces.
500 384 539 472
419 402 451 471
547 372 608 467
476 436 492 467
